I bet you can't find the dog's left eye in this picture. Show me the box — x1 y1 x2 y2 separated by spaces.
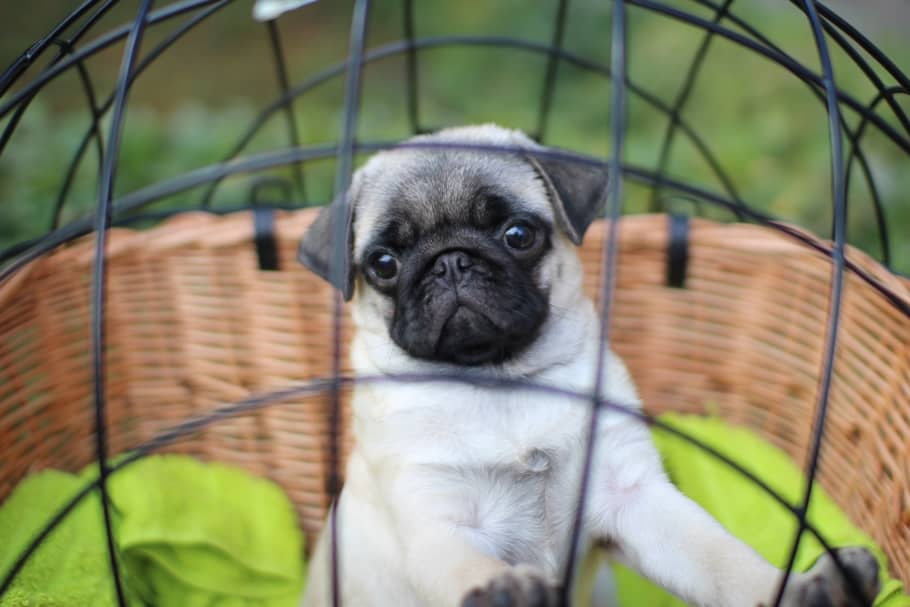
503 223 536 250
367 251 399 281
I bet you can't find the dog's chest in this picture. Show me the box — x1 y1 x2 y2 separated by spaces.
361 384 587 567
452 441 570 567
362 382 585 467
459 408 587 569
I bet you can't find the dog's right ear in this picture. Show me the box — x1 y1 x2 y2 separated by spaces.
297 189 357 301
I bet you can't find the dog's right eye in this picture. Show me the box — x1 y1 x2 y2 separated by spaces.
367 251 399 281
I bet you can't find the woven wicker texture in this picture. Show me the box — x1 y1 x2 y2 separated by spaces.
0 209 908 583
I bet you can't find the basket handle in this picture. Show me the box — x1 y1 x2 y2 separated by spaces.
666 214 690 289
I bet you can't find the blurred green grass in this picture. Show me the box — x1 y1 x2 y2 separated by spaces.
1 0 908 273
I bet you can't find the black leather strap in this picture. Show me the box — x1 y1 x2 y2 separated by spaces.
667 214 689 289
253 207 280 271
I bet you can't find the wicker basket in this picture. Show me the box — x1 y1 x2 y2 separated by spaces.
0 209 908 585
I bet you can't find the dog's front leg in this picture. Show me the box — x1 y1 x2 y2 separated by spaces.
594 479 879 607
598 479 779 606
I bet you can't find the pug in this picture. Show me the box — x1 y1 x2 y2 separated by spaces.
297 124 880 607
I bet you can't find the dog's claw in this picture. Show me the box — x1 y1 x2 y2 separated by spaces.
778 547 881 607
460 566 560 607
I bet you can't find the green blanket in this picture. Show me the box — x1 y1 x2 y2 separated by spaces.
616 413 910 606
0 456 305 607
0 470 133 607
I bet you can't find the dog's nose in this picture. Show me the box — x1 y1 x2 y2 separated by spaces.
432 251 473 279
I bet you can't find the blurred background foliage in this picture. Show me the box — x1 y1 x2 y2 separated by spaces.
0 0 908 273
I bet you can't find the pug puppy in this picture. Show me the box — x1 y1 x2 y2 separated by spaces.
297 124 880 607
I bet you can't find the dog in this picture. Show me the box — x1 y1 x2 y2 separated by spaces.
296 124 880 607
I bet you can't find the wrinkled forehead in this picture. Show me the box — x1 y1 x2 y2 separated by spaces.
352 148 553 257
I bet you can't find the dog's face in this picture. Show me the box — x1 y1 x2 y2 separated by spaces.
299 125 607 367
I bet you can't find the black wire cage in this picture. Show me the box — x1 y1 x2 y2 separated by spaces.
0 1 909 606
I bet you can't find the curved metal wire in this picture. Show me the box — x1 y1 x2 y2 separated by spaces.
47 38 106 231
0 0 112 96
691 0 894 267
843 86 910 266
787 1 910 139
48 0 231 225
327 1 372 605
647 0 903 268
771 0 850 603
0 0 224 120
534 0 569 143
87 1 156 603
559 0 627 600
648 0 735 214
265 19 306 200
401 0 421 135
0 0 118 157
812 2 910 128
625 0 910 156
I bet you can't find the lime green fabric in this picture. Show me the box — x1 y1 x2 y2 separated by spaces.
0 456 305 607
614 413 909 607
0 469 137 607
103 455 305 606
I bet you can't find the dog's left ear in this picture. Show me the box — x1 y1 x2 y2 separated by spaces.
297 188 357 301
525 152 609 245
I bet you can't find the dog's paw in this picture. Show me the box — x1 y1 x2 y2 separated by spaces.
460 565 560 607
778 547 880 607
